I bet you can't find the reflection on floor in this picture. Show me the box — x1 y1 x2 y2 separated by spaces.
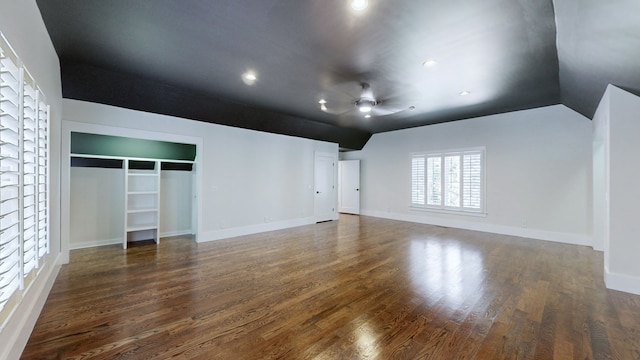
22 215 640 359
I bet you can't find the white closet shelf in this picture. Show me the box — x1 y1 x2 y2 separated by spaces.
127 191 158 195
126 225 158 232
127 173 158 177
127 208 158 214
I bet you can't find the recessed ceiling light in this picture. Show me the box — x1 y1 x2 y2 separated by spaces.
364 114 371 118
459 90 471 96
422 60 437 67
351 0 368 11
318 99 327 104
242 71 257 85
409 106 416 111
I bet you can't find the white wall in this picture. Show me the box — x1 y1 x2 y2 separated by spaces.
592 91 610 253
342 105 593 245
0 1 63 359
70 167 124 248
62 99 338 245
600 85 640 295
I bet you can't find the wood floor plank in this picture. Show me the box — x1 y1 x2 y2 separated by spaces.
21 215 640 359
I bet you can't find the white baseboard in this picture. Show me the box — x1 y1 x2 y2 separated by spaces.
160 230 193 238
199 217 316 243
361 210 592 247
605 267 640 295
69 237 121 250
69 231 193 250
0 254 61 360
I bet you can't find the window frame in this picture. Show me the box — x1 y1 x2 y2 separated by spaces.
410 147 486 216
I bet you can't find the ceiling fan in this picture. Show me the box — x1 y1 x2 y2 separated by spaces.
319 82 411 118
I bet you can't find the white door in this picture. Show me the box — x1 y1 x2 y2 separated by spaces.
339 160 360 214
314 152 336 222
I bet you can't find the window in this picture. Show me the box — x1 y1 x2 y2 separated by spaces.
411 148 485 214
0 33 50 325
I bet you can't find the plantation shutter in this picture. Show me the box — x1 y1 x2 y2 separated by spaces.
36 93 49 259
411 148 484 213
22 71 38 281
443 154 460 208
426 156 441 206
0 39 22 314
0 33 50 324
462 151 482 210
411 156 425 205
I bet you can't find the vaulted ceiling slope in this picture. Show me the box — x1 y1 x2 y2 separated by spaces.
36 1 640 150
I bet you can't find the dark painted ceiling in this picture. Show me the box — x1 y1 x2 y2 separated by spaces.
36 0 640 150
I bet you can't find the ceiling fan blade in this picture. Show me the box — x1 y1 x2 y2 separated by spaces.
369 93 415 116
371 105 410 116
321 81 363 100
320 103 354 115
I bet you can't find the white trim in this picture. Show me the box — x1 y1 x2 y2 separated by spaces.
160 230 193 238
361 210 592 247
409 206 487 217
409 146 486 157
0 254 60 360
68 231 192 250
605 267 640 296
69 238 121 250
199 217 316 243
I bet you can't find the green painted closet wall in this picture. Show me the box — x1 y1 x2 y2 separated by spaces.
71 132 196 161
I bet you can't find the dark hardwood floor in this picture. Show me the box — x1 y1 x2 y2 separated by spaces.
22 215 640 359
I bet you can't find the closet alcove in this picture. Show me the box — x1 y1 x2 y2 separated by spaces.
69 132 196 249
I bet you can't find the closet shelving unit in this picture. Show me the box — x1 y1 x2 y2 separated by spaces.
124 159 161 248
70 151 195 249
70 130 196 249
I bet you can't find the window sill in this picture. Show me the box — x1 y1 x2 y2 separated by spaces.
409 206 487 218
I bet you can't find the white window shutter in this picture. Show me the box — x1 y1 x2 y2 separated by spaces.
0 39 23 313
0 33 50 323
444 155 460 208
22 72 38 279
463 151 482 210
411 156 425 205
426 156 442 206
411 148 484 214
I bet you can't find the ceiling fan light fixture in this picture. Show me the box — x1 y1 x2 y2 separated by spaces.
355 98 375 113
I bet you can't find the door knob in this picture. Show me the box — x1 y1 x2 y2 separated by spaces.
316 191 320 194
356 188 359 191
